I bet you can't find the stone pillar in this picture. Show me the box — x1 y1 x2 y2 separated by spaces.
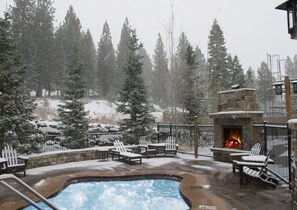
287 120 297 210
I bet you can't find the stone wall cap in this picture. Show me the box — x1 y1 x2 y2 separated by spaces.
209 111 263 118
218 88 256 94
288 119 297 130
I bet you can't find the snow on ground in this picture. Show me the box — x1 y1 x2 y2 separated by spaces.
191 165 215 171
84 100 118 116
26 153 214 176
34 98 164 124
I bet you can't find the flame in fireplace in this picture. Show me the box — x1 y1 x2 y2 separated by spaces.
224 129 241 149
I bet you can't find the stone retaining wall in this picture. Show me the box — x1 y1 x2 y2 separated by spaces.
293 137 297 210
287 120 297 210
25 146 139 169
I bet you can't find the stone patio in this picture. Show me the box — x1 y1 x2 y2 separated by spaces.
0 153 292 210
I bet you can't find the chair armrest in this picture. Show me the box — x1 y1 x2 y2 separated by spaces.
139 145 148 151
110 150 120 154
233 160 266 167
230 152 249 157
18 156 29 165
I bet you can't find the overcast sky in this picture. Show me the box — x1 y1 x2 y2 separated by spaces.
0 0 296 75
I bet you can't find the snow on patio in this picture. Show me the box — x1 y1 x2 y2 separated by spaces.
26 153 220 177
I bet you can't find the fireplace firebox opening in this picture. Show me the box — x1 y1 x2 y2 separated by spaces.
223 127 242 149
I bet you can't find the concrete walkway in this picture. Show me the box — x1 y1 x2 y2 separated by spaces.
0 153 292 210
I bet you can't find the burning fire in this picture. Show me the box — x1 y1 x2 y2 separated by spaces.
224 129 242 149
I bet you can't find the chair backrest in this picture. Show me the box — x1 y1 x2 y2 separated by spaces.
2 145 19 166
165 136 176 150
249 143 261 156
113 140 127 153
259 148 272 174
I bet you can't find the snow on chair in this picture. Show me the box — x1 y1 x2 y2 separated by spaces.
2 145 28 176
231 143 261 173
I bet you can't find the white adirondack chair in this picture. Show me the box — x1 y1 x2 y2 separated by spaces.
234 149 278 188
138 136 156 157
231 143 261 173
111 140 142 164
2 145 28 176
164 136 178 156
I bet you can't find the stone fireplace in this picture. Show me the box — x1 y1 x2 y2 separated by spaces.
209 88 264 162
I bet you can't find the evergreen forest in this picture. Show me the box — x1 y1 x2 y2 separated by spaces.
1 0 297 148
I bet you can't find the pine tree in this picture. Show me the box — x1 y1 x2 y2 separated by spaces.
53 6 82 97
207 19 229 112
81 29 97 95
245 67 256 88
289 55 297 116
194 46 207 88
180 44 199 123
34 0 55 97
52 24 66 96
0 14 36 151
114 18 131 96
194 46 208 118
97 21 116 98
139 47 153 87
62 5 82 55
256 61 275 113
116 30 151 144
294 55 297 75
10 0 37 91
285 56 296 78
57 45 89 149
174 32 189 109
228 55 245 87
151 33 170 108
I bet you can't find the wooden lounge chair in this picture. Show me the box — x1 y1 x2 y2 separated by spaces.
233 149 278 188
138 136 156 158
111 140 142 164
1 145 29 176
164 136 178 156
230 143 261 173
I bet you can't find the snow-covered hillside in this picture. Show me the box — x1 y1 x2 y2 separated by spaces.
34 98 163 124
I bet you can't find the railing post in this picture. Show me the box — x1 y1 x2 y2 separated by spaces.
263 121 267 154
194 116 198 158
285 75 292 121
287 123 292 190
169 122 172 136
157 123 160 143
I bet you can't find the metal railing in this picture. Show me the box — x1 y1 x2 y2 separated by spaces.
264 123 290 184
0 174 59 210
157 123 214 156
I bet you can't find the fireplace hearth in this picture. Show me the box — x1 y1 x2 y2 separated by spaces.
210 88 264 162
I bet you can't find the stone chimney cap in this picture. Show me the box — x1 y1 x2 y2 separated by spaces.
231 84 240 89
